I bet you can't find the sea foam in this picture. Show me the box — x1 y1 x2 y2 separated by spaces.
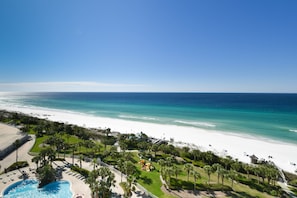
118 114 157 121
174 120 216 128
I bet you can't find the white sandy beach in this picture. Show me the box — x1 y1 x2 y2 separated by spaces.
1 103 297 174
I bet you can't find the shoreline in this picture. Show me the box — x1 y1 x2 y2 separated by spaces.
1 104 297 174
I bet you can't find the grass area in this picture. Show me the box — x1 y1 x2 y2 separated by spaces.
30 134 96 153
30 135 49 153
129 152 279 198
28 133 282 198
127 152 174 198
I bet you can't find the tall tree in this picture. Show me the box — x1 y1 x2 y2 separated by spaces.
14 139 20 163
219 168 228 185
158 159 166 172
78 154 84 168
184 163 193 181
122 175 136 198
192 170 201 191
97 167 116 198
37 164 56 188
85 170 99 198
212 163 222 184
192 149 201 161
243 163 252 178
172 165 181 179
32 155 41 169
124 161 137 177
117 158 125 182
228 169 237 188
203 165 212 184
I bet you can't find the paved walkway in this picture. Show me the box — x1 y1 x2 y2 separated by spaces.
0 135 150 198
0 135 36 195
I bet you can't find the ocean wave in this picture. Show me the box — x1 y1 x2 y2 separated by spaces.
174 120 216 128
289 129 297 133
118 114 157 121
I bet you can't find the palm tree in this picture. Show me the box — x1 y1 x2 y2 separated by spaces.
172 165 181 179
164 166 174 186
212 163 222 184
192 170 201 191
97 167 116 198
192 149 201 161
71 144 77 165
37 164 56 188
231 159 241 172
258 166 266 183
203 165 212 184
124 161 137 177
91 158 98 171
165 156 174 167
78 154 84 168
221 155 233 169
32 155 41 169
62 142 69 159
47 148 56 165
39 147 56 166
184 163 193 181
14 139 20 163
270 168 279 186
253 166 261 183
228 169 237 188
219 168 228 185
158 159 166 172
122 175 136 197
117 158 125 182
243 163 252 178
85 170 99 198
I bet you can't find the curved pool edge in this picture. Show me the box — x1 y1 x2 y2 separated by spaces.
0 177 23 197
65 179 75 198
2 179 73 198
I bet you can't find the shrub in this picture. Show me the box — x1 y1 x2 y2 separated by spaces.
37 164 56 188
70 165 90 178
5 161 29 172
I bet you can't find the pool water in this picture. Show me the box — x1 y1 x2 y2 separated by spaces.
3 179 73 198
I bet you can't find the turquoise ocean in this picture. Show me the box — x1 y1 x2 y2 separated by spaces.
1 92 297 144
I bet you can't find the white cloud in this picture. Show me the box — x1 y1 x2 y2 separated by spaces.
0 81 145 92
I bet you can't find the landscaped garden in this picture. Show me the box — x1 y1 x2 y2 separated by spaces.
1 110 296 198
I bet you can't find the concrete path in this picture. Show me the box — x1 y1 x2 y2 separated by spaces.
0 134 150 198
0 135 36 172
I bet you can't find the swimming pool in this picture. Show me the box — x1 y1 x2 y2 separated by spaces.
2 179 73 198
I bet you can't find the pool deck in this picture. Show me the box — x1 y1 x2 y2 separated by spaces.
0 133 149 198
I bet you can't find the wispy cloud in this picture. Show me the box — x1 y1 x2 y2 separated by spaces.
0 81 145 92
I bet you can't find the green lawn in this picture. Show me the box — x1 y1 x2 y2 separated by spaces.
29 135 281 198
30 135 49 153
130 152 278 198
30 134 103 154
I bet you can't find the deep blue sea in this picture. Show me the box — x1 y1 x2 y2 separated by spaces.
1 92 297 144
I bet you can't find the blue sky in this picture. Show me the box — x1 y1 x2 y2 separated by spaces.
0 0 296 92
